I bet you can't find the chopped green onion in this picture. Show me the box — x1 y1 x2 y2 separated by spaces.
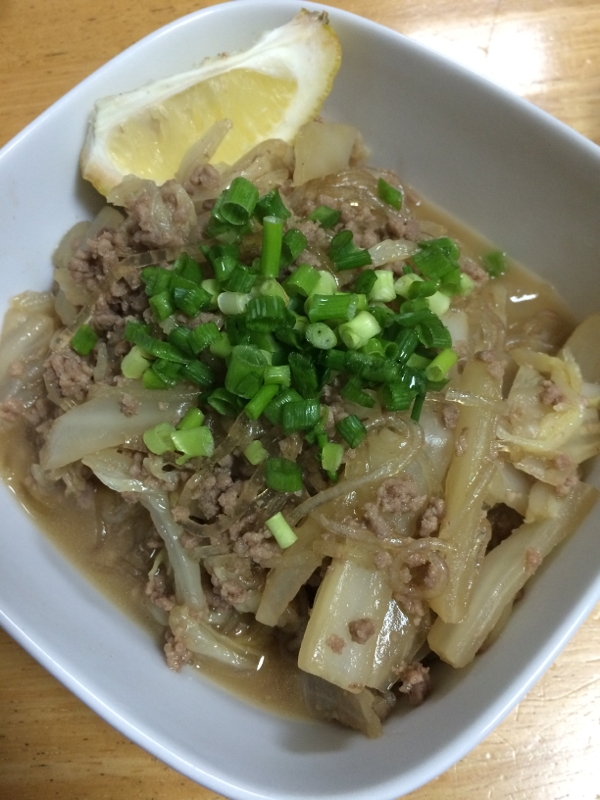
280 228 308 269
481 250 507 277
71 324 98 356
353 270 378 296
180 360 215 388
329 230 373 271
377 177 403 209
459 273 475 296
258 278 289 304
338 310 382 350
172 253 203 283
124 322 190 363
200 278 220 308
305 322 337 350
306 293 358 323
281 398 321 435
265 511 298 548
121 345 151 379
140 266 172 297
289 351 319 398
151 358 182 386
359 337 385 357
406 353 431 370
260 216 284 277
340 376 376 408
263 388 303 426
225 264 257 293
424 348 458 382
142 368 170 390
217 291 252 316
379 382 415 411
210 331 233 359
254 189 291 223
171 276 212 317
394 328 420 363
367 303 396 329
246 295 287 333
207 387 244 416
177 407 205 430
244 439 269 465
415 316 453 349
426 291 452 317
406 279 438 299
171 425 215 461
308 270 338 298
189 321 221 354
264 365 291 387
149 291 175 322
264 457 303 492
218 177 259 226
283 264 320 297
394 272 424 298
307 205 341 229
204 244 239 284
335 415 367 449
245 383 280 420
411 393 426 422
225 345 268 399
321 441 344 479
143 422 176 455
167 326 194 356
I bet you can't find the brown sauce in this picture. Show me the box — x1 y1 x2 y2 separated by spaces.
0 199 576 722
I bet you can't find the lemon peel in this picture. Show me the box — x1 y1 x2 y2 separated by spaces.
80 11 342 196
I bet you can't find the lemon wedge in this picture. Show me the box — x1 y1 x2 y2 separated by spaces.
80 11 342 196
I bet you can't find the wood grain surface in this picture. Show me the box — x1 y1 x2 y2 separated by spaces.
1 1 600 798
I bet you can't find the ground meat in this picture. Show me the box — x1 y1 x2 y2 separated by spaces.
377 475 425 514
183 163 221 194
525 547 543 575
171 505 190 524
0 398 23 422
339 202 382 249
145 568 175 612
278 433 303 461
476 349 504 381
372 550 393 570
44 350 94 403
164 630 193 671
441 403 459 430
486 503 524 551
460 256 489 287
125 179 197 249
67 228 129 295
233 528 281 567
454 427 468 457
539 379 566 406
286 217 330 249
326 634 345 654
418 497 445 537
119 392 140 417
191 469 238 520
363 502 393 538
397 662 431 706
348 618 376 644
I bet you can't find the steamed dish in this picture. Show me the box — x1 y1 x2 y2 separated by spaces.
1 13 599 738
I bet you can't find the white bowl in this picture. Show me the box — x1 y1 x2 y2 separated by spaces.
1 2 600 798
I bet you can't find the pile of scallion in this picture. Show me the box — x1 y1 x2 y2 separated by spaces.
70 174 496 544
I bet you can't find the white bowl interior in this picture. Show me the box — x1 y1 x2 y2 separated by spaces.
1 2 600 799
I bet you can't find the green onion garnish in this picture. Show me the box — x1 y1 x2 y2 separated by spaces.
180 360 215 388
260 216 284 278
307 205 341 229
121 345 151 379
481 250 507 277
283 264 321 297
335 415 367 449
263 388 303 426
207 387 244 416
265 511 298 548
305 322 337 350
171 425 215 460
218 177 259 226
71 324 98 356
245 295 287 333
280 229 308 269
321 441 344 479
379 382 416 412
377 177 403 209
245 383 280 421
172 252 204 283
254 189 291 223
225 345 268 399
140 266 172 297
340 376 376 408
289 351 319 398
177 407 205 430
281 398 321 435
143 422 176 454
149 291 175 322
243 439 269 465
264 458 303 492
189 321 221 354
338 310 382 350
306 293 358 323
424 348 458 382
264 365 291 387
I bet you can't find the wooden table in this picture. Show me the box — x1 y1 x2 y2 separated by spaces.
1 1 599 798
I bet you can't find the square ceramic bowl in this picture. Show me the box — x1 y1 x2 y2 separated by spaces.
1 2 600 798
